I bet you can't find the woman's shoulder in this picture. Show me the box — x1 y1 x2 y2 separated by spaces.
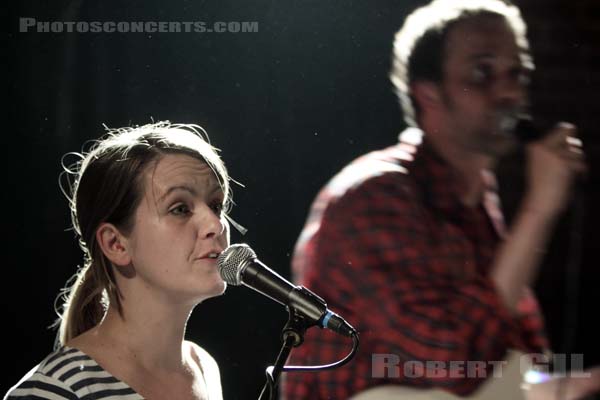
5 346 142 400
185 340 219 373
185 340 223 400
5 347 82 399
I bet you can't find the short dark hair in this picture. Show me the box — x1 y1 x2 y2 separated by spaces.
390 0 532 126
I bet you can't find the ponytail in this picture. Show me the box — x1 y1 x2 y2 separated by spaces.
56 263 104 347
56 254 122 347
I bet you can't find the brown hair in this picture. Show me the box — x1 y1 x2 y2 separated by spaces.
390 0 531 126
55 121 231 347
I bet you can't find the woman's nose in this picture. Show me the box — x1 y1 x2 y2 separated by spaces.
198 206 225 239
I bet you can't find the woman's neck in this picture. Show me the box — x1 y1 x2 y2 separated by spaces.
78 297 195 373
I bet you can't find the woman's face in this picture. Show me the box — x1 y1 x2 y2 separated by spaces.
124 153 229 304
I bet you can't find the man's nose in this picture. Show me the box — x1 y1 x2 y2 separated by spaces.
493 76 527 108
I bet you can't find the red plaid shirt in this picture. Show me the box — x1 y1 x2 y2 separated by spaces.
282 129 548 399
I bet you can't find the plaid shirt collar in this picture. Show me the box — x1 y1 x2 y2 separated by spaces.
400 127 505 235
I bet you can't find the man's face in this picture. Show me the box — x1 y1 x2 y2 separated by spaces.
438 15 531 157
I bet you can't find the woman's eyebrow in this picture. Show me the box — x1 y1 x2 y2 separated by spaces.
158 185 196 203
158 183 222 203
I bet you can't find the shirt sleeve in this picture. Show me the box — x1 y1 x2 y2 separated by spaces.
5 370 79 400
283 175 531 399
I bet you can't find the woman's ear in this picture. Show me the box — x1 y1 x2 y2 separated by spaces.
95 223 132 267
411 81 443 113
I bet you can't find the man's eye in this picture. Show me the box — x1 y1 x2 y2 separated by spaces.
514 69 531 87
471 65 492 84
170 204 191 216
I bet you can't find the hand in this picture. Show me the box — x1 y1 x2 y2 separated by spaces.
526 366 600 400
522 122 586 219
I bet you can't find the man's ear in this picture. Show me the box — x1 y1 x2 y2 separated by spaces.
96 223 132 267
411 81 443 113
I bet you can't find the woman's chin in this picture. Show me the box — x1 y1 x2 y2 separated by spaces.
205 279 227 299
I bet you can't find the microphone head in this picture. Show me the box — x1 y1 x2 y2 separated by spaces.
217 243 256 286
499 112 544 143
514 116 543 143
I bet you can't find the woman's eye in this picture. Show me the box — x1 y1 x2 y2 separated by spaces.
170 204 191 216
210 201 224 215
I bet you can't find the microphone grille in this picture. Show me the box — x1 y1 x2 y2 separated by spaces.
217 243 256 286
514 117 543 143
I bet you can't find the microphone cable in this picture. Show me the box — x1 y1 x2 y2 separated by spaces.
260 331 359 400
555 181 586 400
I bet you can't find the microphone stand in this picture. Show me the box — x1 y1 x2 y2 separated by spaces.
258 307 311 400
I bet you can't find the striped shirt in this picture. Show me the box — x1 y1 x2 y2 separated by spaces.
5 347 143 400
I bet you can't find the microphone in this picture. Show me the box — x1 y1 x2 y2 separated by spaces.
217 243 356 337
499 113 544 143
514 116 544 143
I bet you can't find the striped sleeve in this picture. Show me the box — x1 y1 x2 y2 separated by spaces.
5 347 142 400
5 371 79 400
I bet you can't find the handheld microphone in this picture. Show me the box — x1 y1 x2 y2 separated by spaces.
499 112 547 143
513 116 544 143
217 243 356 337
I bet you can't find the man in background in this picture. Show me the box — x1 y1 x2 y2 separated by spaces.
282 0 598 398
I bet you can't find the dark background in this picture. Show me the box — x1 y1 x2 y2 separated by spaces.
6 0 599 399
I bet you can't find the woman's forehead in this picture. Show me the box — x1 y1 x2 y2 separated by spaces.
144 154 221 198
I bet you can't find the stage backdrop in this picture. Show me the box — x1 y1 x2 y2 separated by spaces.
6 0 599 398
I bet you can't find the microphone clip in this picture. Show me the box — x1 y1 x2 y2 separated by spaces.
283 287 328 347
282 306 312 347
